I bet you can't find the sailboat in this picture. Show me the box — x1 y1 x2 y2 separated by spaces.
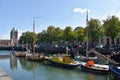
27 17 46 61
74 10 109 74
13 46 26 57
74 10 97 62
80 49 109 74
15 51 25 57
81 49 120 74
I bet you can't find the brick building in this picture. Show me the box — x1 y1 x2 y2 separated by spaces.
0 28 18 46
10 28 18 46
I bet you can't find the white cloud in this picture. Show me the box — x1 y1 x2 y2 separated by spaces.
73 8 91 13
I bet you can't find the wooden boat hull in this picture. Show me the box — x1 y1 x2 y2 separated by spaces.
15 52 25 57
26 53 47 62
27 56 46 62
27 57 45 62
109 65 120 80
81 65 109 74
47 59 80 69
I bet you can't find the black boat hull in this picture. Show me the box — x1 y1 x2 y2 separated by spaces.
109 65 120 80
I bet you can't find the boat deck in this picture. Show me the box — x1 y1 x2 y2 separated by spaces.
81 62 109 69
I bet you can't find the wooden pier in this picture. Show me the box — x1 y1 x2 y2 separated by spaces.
0 68 12 80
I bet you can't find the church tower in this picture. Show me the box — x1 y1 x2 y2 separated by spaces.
10 27 18 46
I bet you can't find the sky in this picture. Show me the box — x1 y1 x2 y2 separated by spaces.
0 0 120 39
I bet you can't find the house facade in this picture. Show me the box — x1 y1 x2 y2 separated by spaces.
0 27 18 47
99 35 120 47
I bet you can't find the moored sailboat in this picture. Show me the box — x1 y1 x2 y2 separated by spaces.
26 17 46 61
27 53 46 61
47 54 80 69
15 51 25 57
74 10 98 62
75 10 109 74
80 60 109 74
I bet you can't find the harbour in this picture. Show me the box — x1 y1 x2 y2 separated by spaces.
0 50 115 80
0 0 120 80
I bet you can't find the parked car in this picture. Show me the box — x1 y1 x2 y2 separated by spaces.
95 44 103 48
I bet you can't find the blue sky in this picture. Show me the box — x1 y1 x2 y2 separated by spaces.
0 0 120 39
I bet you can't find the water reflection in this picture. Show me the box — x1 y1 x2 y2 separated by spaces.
10 53 18 70
19 58 41 71
9 55 110 80
88 74 95 80
0 50 115 80
10 53 41 72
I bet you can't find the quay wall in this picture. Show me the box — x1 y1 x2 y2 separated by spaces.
0 46 119 62
0 67 12 80
0 46 26 51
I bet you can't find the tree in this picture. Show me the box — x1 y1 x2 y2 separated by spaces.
19 31 37 44
54 27 64 41
88 18 103 46
46 26 56 42
103 16 120 44
37 30 47 43
75 27 86 42
64 26 76 41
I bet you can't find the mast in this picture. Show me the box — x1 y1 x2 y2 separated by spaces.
33 18 35 54
32 17 41 54
86 10 89 57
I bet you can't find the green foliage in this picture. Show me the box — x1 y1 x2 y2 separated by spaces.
103 15 120 44
46 26 56 42
88 18 103 42
75 27 86 42
37 26 64 43
18 15 120 45
54 27 64 41
37 30 47 43
64 26 76 41
19 31 37 44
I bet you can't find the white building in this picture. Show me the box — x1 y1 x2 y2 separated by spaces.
99 35 120 47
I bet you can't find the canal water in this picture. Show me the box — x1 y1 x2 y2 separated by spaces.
0 50 114 80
